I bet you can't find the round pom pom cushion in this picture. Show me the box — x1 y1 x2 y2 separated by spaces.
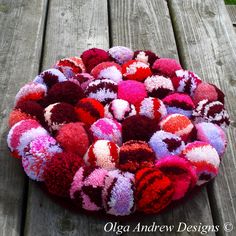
7 46 229 217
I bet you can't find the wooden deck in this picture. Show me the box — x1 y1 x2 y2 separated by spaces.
1 0 236 235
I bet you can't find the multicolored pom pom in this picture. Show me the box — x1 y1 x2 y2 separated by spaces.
108 46 134 65
171 70 202 96
192 99 230 128
182 141 220 185
84 140 119 170
14 82 47 107
119 140 155 172
75 98 104 126
163 93 195 118
135 167 173 214
85 79 118 105
155 156 197 200
44 102 77 132
122 60 152 82
91 62 123 84
69 73 95 91
90 118 122 146
102 170 135 216
22 135 62 181
137 97 167 121
70 166 108 211
133 50 158 66
195 122 227 156
149 130 185 159
54 57 86 74
104 99 136 122
159 114 194 141
144 75 174 99
7 119 48 158
34 68 67 88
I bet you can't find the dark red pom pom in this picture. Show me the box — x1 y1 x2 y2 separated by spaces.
47 81 85 105
15 100 44 124
43 152 84 197
81 48 111 73
122 115 158 143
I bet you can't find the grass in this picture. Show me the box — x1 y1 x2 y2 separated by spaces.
225 0 236 4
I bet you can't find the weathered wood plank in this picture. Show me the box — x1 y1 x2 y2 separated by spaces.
168 0 236 235
24 1 115 235
0 0 47 235
109 1 215 235
226 5 236 24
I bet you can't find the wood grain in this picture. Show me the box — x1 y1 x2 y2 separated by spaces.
24 1 116 235
0 0 47 235
169 0 236 235
109 1 215 235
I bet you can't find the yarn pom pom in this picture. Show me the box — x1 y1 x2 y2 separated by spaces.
102 170 135 216
91 62 123 84
69 73 95 91
193 82 225 105
108 46 134 65
149 130 185 159
56 122 90 157
133 50 158 66
85 79 118 105
15 100 44 125
159 114 194 141
54 65 75 78
155 156 197 200
152 58 182 78
7 119 48 158
195 122 227 156
163 93 195 118
54 57 86 74
118 80 147 106
104 99 136 122
90 118 122 146
122 60 152 82
8 109 34 127
70 166 108 211
182 141 220 186
135 167 173 214
144 75 174 99
192 99 230 128
84 140 120 170
137 97 167 122
122 115 158 143
119 140 155 173
81 48 111 73
44 152 84 197
22 135 62 181
171 70 202 97
75 98 104 126
47 81 85 105
14 82 47 107
44 102 77 132
34 68 67 88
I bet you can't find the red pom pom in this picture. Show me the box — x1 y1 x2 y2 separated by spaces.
81 48 111 73
44 152 84 197
47 81 85 105
135 167 174 214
